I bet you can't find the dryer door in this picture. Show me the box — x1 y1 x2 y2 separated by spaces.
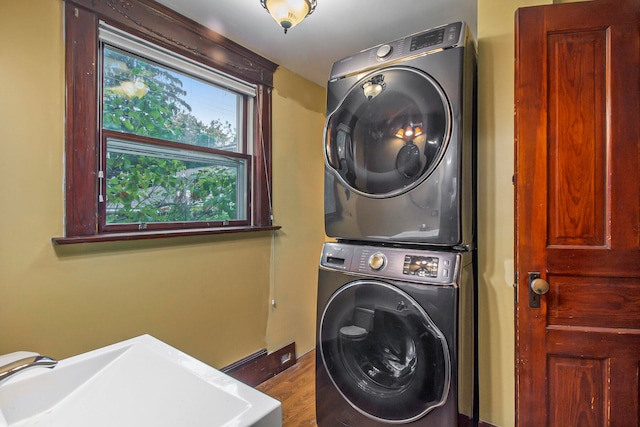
319 280 451 423
325 67 452 197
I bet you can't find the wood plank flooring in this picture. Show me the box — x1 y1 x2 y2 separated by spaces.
256 349 318 426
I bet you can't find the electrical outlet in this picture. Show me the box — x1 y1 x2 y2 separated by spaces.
280 352 292 365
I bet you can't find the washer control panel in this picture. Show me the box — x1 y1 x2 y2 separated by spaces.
403 254 439 278
320 242 459 285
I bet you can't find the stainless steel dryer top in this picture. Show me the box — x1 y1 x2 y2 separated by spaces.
323 22 477 248
329 22 471 81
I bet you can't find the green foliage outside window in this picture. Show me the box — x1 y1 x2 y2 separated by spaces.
102 46 243 224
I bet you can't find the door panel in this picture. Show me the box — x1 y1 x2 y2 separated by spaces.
515 1 640 426
546 275 640 329
547 30 607 247
547 356 608 427
545 329 640 427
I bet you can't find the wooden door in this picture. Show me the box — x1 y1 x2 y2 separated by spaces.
515 1 640 426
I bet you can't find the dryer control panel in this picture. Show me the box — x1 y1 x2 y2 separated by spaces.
329 21 468 81
320 242 460 285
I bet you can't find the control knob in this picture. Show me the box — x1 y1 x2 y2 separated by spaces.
376 44 393 59
369 253 386 271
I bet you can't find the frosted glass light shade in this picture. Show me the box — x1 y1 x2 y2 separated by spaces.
260 0 317 33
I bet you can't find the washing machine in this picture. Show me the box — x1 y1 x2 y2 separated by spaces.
316 242 476 426
324 21 477 248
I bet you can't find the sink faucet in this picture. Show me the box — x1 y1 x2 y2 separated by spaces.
0 353 58 384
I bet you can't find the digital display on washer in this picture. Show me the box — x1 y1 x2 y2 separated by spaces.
403 255 439 278
410 29 445 51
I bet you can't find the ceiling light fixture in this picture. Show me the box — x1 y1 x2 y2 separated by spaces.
260 0 317 34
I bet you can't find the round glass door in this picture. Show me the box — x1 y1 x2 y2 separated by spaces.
325 67 451 197
319 281 450 423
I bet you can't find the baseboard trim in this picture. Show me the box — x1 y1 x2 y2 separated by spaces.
222 343 296 387
458 414 499 427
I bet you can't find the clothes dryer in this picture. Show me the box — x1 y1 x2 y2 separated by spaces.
316 242 476 426
324 22 476 248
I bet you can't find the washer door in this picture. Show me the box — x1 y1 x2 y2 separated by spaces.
320 281 451 423
325 67 451 197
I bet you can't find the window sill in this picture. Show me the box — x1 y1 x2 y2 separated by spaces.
51 225 281 245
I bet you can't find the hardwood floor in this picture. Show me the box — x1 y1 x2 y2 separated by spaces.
256 349 318 426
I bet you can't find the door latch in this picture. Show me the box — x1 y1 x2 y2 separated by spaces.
528 272 550 308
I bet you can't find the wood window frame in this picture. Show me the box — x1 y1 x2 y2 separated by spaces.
54 0 279 245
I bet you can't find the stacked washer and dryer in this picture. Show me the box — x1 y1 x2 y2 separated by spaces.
316 22 478 426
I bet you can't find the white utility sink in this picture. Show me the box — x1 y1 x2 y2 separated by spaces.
0 335 282 427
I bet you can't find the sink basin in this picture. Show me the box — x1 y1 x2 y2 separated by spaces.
0 335 282 426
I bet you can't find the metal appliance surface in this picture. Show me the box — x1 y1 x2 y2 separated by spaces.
324 22 477 248
316 242 476 426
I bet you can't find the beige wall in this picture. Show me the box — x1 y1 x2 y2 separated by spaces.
0 0 325 369
267 69 326 353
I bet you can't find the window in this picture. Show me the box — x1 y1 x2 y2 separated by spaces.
100 27 251 230
56 1 278 244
